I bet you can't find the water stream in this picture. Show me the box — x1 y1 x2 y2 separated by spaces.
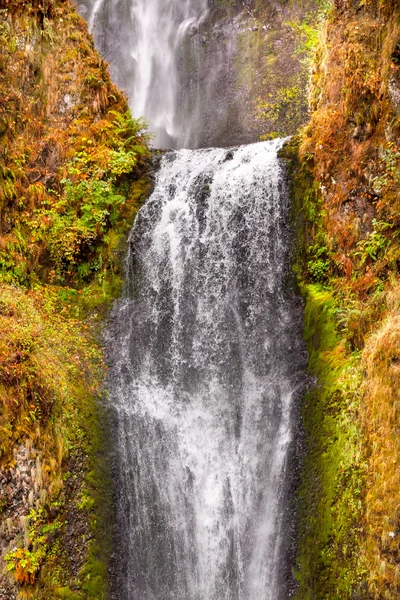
76 0 269 148
106 141 307 599
76 1 308 597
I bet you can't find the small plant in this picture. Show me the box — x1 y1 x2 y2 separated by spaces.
41 18 55 44
4 508 56 585
257 82 304 137
5 546 46 585
287 20 320 60
308 244 331 281
372 143 400 193
77 492 95 511
0 19 10 41
355 219 392 265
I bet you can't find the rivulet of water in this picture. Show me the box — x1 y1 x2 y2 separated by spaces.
106 140 307 600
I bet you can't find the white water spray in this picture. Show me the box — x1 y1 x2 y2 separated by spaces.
106 141 306 599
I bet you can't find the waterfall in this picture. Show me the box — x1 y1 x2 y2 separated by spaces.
106 140 307 599
77 0 308 595
79 0 209 148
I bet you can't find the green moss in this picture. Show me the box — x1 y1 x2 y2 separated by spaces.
294 285 365 599
280 136 334 285
281 137 367 597
77 405 114 600
53 587 83 600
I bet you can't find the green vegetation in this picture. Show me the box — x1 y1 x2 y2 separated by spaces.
18 111 150 286
258 83 305 140
282 0 400 597
355 219 393 266
0 0 151 597
5 507 62 585
372 143 400 194
294 286 365 598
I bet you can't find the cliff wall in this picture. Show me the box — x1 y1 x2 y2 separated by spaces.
282 1 400 597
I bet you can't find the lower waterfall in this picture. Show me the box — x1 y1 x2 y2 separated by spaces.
106 140 307 600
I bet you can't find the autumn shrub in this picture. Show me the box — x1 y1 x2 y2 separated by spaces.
5 507 63 586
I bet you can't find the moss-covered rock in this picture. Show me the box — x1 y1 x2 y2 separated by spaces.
294 285 365 599
283 2 400 598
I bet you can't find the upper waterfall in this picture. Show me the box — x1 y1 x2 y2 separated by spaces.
80 0 209 148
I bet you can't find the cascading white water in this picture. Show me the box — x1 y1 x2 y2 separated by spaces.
84 0 208 147
106 140 307 600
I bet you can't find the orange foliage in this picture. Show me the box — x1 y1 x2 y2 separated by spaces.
361 292 400 597
300 2 400 297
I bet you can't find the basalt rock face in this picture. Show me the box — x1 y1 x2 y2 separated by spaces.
76 0 318 148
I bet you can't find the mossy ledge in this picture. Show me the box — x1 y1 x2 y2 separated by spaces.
0 1 151 597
